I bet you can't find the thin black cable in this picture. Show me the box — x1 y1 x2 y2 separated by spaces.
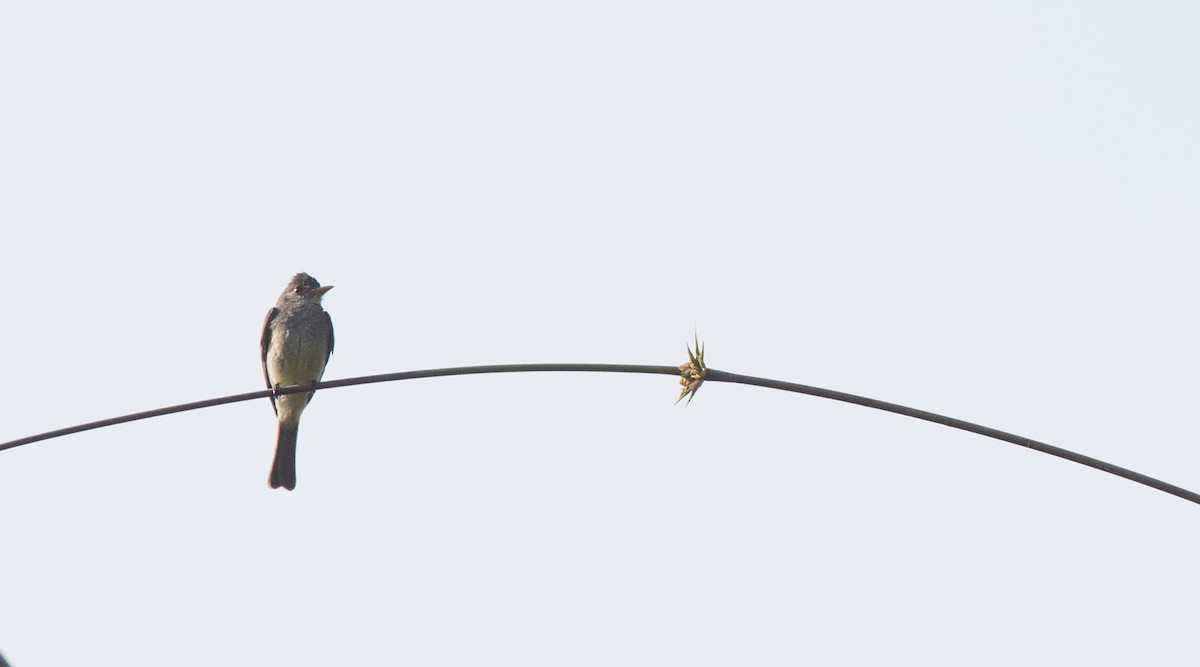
705 369 1200 505
0 364 679 452
1 363 1196 507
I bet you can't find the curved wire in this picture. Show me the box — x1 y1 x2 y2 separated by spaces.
0 365 679 452
1 363 1195 506
704 369 1200 505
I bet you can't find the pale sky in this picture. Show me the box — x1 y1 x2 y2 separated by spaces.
3 1 1200 665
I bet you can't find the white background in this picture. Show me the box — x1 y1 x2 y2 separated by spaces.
3 1 1199 665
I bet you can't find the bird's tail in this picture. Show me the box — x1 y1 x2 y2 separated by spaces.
270 419 299 490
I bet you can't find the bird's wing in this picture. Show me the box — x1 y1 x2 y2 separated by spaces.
261 306 280 415
324 311 335 357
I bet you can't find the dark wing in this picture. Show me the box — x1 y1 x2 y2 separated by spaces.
261 307 280 414
324 310 335 359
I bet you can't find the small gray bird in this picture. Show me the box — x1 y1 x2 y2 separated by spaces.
261 272 335 490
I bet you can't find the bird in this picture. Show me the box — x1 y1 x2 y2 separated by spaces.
261 272 335 490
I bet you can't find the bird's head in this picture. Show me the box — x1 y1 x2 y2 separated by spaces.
283 272 334 301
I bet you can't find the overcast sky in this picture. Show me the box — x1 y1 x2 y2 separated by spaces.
3 1 1200 665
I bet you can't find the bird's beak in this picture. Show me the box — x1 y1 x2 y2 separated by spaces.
311 285 334 297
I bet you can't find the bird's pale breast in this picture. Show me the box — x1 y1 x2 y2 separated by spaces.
266 303 331 388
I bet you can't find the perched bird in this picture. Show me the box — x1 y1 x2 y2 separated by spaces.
261 272 335 490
